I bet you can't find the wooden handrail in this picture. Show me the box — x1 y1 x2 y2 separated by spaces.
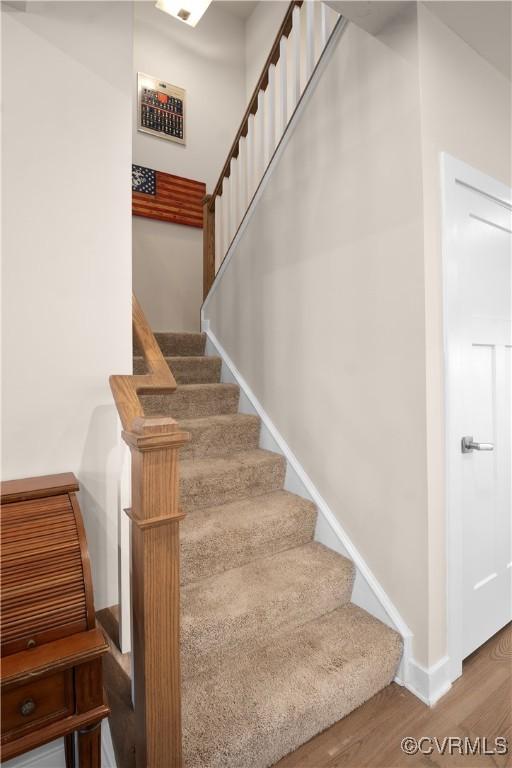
208 0 302 207
110 293 178 432
110 294 189 768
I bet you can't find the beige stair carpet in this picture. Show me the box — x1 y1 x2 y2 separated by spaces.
181 490 317 584
181 541 355 678
103 331 403 768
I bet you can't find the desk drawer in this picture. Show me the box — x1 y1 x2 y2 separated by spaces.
1 670 74 740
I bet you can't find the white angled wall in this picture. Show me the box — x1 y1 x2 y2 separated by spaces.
204 1 512 670
206 4 431 664
1 1 133 612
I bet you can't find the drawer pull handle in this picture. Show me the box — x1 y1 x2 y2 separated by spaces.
20 698 36 717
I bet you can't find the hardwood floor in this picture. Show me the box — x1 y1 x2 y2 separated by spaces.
102 618 510 768
275 624 512 768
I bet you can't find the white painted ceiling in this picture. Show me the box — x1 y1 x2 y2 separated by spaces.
325 0 511 79
214 0 259 20
427 1 511 80
324 1 406 34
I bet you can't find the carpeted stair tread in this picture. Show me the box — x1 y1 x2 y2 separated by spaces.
141 383 239 420
180 449 286 512
181 541 354 676
136 331 206 357
182 603 403 768
179 413 260 460
181 490 317 584
104 325 404 766
133 355 221 384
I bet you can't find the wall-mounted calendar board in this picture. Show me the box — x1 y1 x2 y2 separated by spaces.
137 72 186 145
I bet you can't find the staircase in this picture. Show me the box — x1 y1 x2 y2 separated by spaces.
103 331 402 768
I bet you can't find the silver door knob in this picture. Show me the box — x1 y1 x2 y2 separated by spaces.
461 436 494 453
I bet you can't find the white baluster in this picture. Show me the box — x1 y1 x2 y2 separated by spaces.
238 135 248 223
214 196 222 273
230 156 238 239
304 1 315 82
255 90 265 189
278 35 288 137
265 64 276 166
290 5 301 112
222 177 230 257
246 113 255 201
319 2 328 50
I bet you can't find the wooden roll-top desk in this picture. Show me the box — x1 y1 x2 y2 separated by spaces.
0 473 110 767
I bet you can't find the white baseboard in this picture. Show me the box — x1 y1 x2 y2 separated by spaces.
2 722 117 768
397 655 452 706
203 326 420 691
101 720 117 767
1 742 65 768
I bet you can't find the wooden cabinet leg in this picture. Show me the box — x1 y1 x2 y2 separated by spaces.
77 722 102 768
65 733 76 768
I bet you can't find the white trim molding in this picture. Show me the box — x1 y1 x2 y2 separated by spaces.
203 326 422 694
1 743 65 768
2 722 117 768
400 656 452 707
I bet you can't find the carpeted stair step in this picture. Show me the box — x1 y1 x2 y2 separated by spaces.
180 449 286 512
181 490 317 584
182 603 403 768
181 541 354 677
134 331 206 357
179 413 260 460
141 383 239 420
133 355 222 385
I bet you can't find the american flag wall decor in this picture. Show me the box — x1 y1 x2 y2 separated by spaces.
132 164 206 229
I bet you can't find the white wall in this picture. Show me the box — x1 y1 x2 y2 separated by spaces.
204 0 512 670
133 216 203 331
206 4 433 664
132 1 246 330
417 1 512 664
1 2 132 614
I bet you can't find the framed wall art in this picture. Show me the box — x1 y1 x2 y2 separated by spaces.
137 72 186 145
132 164 205 228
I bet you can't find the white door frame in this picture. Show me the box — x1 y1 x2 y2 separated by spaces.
441 152 512 683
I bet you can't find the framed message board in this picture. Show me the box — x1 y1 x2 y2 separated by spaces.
137 72 186 145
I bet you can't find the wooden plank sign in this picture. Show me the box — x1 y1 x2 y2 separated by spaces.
132 165 205 229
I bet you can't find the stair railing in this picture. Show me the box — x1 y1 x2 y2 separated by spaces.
110 294 190 768
203 0 341 297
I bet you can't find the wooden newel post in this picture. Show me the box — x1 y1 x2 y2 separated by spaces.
123 416 190 768
203 194 215 300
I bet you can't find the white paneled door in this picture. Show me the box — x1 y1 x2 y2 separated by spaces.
444 155 512 677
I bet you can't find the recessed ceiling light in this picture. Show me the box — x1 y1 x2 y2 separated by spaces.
155 0 212 27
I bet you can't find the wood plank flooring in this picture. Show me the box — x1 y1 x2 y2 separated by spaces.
101 616 510 768
275 623 511 768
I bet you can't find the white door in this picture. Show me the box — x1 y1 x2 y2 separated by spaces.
443 155 511 679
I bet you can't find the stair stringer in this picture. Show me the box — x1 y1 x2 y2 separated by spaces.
203 324 413 689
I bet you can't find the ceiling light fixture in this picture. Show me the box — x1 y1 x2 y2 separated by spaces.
155 0 212 27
